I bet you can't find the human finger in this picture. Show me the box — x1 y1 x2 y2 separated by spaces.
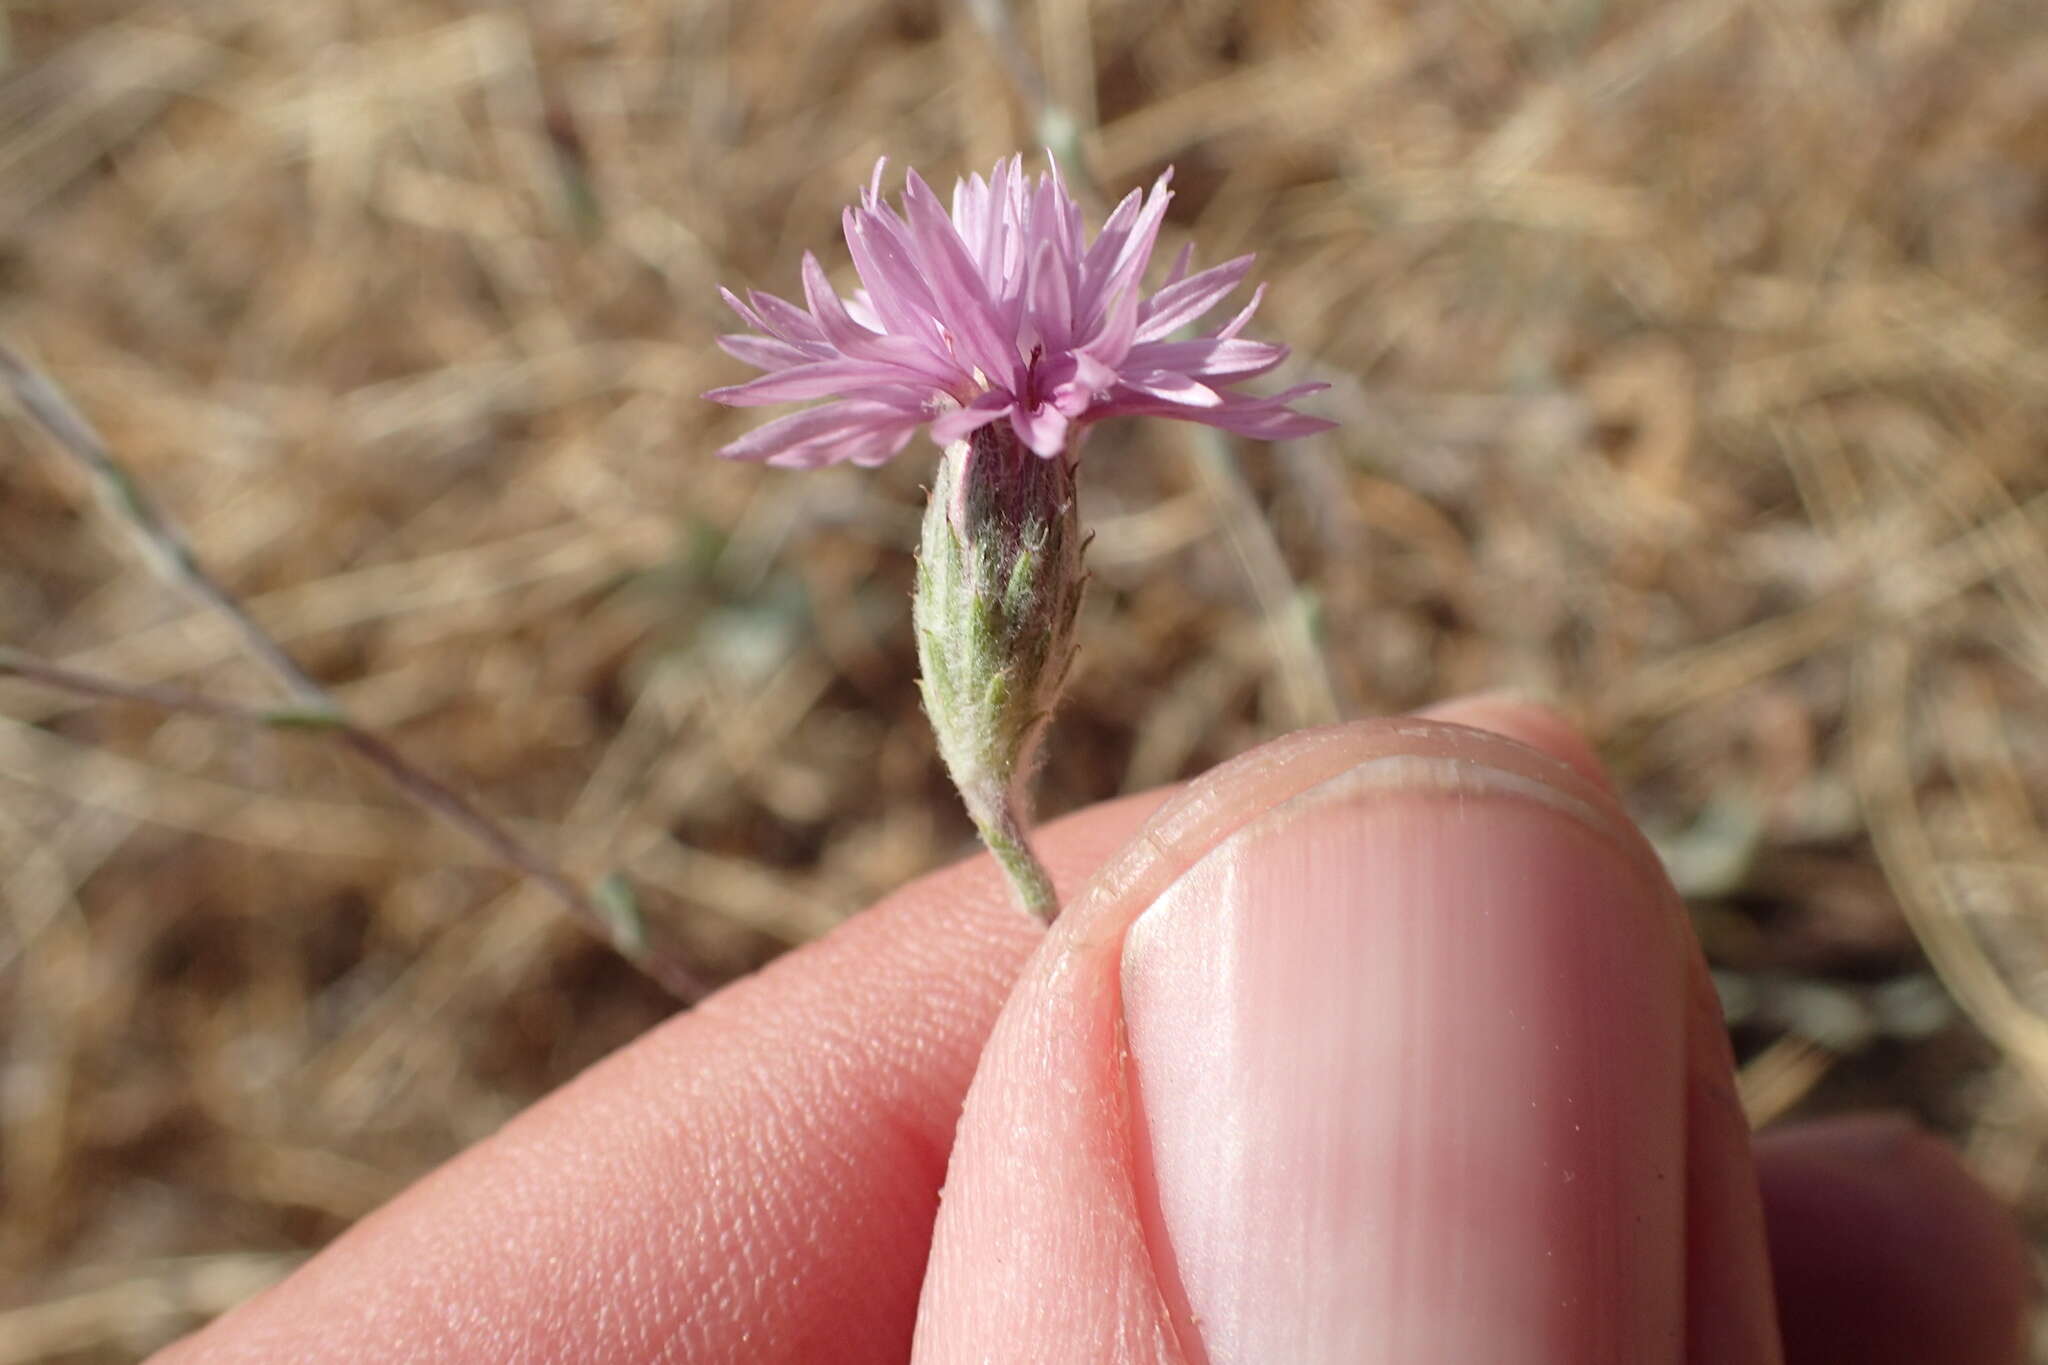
151 789 1164 1365
1758 1114 2031 1365
913 715 1777 1363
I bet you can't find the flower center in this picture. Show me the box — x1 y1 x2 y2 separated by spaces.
1022 343 1045 408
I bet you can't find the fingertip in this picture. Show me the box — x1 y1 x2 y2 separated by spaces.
916 715 1693 1362
1433 693 1791 1365
1420 692 1617 795
1757 1115 2033 1365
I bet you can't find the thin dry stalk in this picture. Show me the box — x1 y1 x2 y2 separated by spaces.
0 346 706 1002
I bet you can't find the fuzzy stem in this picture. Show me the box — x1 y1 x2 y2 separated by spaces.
974 799 1058 922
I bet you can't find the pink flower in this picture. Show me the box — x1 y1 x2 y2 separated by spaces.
706 156 1335 467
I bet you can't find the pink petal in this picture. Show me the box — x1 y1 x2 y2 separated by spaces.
718 286 774 334
900 171 1023 389
1125 336 1288 382
835 422 919 467
929 391 1013 445
844 291 884 331
1188 404 1336 440
951 171 989 250
705 358 936 407
1097 382 1335 439
1001 155 1030 243
1079 274 1140 372
852 331 974 388
1010 401 1070 457
1071 350 1119 393
1027 238 1075 352
1078 185 1146 298
715 332 818 371
1028 353 1095 416
717 399 919 464
970 160 1010 282
1034 164 1083 271
1045 161 1085 255
1122 371 1222 407
1136 255 1255 342
1161 241 1195 290
844 206 946 345
1048 384 1094 418
1083 169 1174 332
800 252 880 355
1213 282 1268 340
730 287 829 348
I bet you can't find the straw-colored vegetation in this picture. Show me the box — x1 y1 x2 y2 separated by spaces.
3 0 2046 1356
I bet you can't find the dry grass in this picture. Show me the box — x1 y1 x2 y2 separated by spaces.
3 0 2047 1357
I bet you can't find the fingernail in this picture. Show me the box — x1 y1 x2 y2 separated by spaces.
1417 694 1615 795
1120 757 1689 1364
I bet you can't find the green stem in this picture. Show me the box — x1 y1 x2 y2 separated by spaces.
974 800 1058 923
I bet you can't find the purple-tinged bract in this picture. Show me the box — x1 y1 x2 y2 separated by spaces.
706 156 1335 467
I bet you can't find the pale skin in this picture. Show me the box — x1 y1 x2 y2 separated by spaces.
153 700 2030 1364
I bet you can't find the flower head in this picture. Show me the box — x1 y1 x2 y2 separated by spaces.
706 155 1334 467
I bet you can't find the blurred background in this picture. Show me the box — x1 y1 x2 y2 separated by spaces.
3 0 2047 1357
